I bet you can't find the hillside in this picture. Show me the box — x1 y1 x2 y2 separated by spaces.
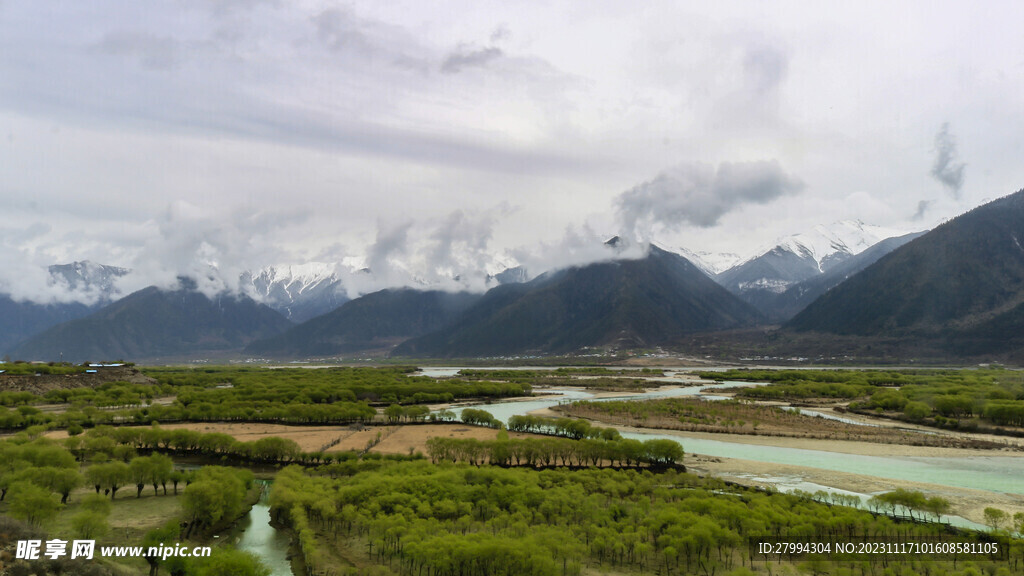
788 189 1024 355
749 231 925 321
244 288 480 357
10 282 292 362
394 245 763 357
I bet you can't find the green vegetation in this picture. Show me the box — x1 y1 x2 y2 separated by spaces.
0 361 94 376
426 435 682 468
702 368 1024 432
0 429 270 576
0 366 532 431
270 459 1020 576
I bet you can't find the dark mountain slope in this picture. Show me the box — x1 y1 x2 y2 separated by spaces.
751 231 926 321
11 284 292 362
244 289 480 357
788 190 1024 350
1 261 129 354
394 245 764 357
0 298 92 354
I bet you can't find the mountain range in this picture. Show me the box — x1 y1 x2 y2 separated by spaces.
9 189 1024 363
713 221 907 319
394 245 763 357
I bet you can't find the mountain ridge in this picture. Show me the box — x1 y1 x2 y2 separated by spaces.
10 283 292 362
394 245 764 357
787 189 1024 357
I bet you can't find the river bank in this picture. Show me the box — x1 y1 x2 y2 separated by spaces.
687 452 1023 527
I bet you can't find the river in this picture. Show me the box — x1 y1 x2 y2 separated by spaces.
447 380 1024 503
235 371 1022 571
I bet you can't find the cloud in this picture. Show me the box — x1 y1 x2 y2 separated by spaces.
421 209 498 281
615 160 804 240
912 199 933 221
509 224 649 280
344 208 511 296
441 45 504 74
361 219 414 286
112 202 308 299
92 31 181 70
489 25 511 44
743 43 788 96
930 123 966 199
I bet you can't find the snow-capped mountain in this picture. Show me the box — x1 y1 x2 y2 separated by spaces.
770 221 903 273
48 261 129 301
717 221 908 296
240 263 349 323
677 248 743 277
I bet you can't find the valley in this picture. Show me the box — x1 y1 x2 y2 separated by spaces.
3 365 1021 576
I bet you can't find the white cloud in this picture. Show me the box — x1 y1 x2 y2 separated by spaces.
0 1 1022 303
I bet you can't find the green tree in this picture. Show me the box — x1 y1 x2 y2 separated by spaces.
149 453 174 495
190 549 270 576
984 507 1008 532
181 466 251 536
88 461 130 499
7 481 61 527
903 401 931 422
72 493 112 540
131 455 155 498
143 520 182 576
385 404 404 423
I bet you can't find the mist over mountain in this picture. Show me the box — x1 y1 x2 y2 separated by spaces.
10 280 292 362
788 189 1024 356
245 288 480 357
394 245 763 358
240 264 349 323
0 261 129 353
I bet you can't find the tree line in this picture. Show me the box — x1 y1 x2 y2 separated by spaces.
270 459 1022 576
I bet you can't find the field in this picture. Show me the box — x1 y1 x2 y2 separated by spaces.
47 422 548 456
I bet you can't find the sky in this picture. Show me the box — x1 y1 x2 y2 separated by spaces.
2 1 1024 303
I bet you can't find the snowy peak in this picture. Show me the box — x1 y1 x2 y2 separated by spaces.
245 263 339 296
677 248 742 276
47 261 129 301
717 221 913 301
767 220 902 272
241 263 349 323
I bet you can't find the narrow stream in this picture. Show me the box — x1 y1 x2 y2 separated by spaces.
233 481 295 576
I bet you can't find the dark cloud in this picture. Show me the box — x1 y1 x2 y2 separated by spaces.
931 123 966 199
912 200 933 221
615 161 803 239
441 46 503 74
